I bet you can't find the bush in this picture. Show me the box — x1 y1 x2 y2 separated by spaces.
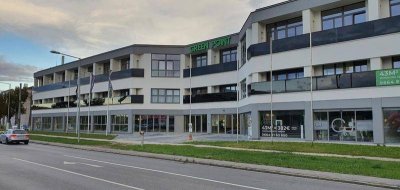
84 98 105 106
51 101 77 108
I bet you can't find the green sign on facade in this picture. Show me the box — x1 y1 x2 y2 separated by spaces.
376 69 400 86
190 36 231 53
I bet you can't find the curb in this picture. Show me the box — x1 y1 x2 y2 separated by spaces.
31 140 400 189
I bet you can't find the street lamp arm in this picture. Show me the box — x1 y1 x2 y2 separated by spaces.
60 53 81 60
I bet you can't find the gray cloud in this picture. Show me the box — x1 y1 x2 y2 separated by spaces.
0 56 40 83
0 0 285 59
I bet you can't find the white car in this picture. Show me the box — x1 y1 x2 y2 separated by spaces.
0 129 29 145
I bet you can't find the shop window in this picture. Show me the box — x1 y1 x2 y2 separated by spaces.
53 117 63 131
42 117 52 130
260 110 305 138
80 116 90 131
184 115 207 133
93 115 106 131
112 115 128 132
169 116 175 132
383 109 400 143
65 116 76 132
33 118 42 131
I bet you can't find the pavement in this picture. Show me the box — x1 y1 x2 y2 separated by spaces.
0 142 396 190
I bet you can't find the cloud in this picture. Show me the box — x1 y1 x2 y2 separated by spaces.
0 56 40 83
0 0 286 59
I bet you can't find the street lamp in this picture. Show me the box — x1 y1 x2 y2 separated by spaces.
50 50 81 142
0 82 11 129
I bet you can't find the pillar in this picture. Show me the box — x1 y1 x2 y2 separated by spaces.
207 113 212 133
372 98 384 145
250 110 260 140
370 57 383 70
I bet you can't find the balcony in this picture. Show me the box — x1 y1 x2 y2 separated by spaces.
183 61 237 77
247 15 400 60
33 68 144 93
183 92 237 104
248 71 378 95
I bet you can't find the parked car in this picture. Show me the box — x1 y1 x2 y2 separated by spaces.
0 129 29 145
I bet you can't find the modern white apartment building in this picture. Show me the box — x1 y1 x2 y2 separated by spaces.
32 0 400 144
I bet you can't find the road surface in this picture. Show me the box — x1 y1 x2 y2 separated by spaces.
0 143 388 190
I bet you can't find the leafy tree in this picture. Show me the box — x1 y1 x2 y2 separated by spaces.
0 86 29 125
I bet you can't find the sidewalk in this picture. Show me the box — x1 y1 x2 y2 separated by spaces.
31 140 400 189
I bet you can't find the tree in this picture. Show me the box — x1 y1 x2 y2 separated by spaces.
0 86 29 125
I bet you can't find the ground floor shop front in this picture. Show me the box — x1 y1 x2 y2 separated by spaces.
31 98 400 144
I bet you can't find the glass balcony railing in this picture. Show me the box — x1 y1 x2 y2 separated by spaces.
183 92 237 104
248 70 382 96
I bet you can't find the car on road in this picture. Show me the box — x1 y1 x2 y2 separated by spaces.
0 129 29 145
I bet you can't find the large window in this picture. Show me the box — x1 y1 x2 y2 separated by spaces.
94 115 106 131
192 54 207 68
241 36 246 65
112 115 128 132
80 116 90 131
151 54 180 77
323 61 368 76
184 115 207 133
391 0 400 17
33 117 42 131
53 117 63 131
210 114 239 134
268 17 303 41
220 48 237 63
269 68 304 81
134 115 174 133
322 2 366 30
314 110 373 142
260 110 305 138
240 79 246 99
383 109 400 143
42 117 52 130
219 84 237 93
121 58 130 71
151 89 180 104
393 57 400 69
65 116 76 132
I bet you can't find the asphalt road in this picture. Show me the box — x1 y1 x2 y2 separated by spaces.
0 143 389 190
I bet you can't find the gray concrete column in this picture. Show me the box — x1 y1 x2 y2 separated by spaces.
207 113 212 133
250 110 260 140
174 115 184 133
370 57 383 71
372 98 384 145
127 111 133 133
304 102 313 141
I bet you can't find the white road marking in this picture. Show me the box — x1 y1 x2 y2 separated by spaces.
64 155 269 190
63 161 102 168
13 158 144 190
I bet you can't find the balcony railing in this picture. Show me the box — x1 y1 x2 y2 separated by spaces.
183 92 237 104
33 68 144 93
183 61 237 77
247 15 400 60
248 71 378 95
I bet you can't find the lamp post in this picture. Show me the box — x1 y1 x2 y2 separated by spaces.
50 50 81 142
0 82 11 129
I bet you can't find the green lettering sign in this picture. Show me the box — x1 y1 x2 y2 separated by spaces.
376 69 400 86
190 36 231 53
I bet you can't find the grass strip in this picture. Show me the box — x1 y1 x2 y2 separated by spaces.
186 141 400 159
29 131 116 140
30 135 400 180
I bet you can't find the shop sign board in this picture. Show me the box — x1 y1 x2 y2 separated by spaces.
190 36 231 53
376 69 400 86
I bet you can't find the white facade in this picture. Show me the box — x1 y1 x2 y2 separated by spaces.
32 0 400 144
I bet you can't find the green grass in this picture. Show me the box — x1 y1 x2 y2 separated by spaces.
29 131 116 140
30 135 400 180
186 141 400 159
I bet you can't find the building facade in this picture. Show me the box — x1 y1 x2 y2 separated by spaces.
32 0 400 144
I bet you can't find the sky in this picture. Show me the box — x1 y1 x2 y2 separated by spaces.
0 0 286 90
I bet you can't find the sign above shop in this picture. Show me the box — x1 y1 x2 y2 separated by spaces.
190 36 231 53
376 69 400 86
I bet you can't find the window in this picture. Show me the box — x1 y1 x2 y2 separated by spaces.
169 116 175 133
192 54 207 68
393 57 400 69
80 116 90 131
219 84 237 93
73 70 78 80
88 66 93 73
220 48 237 63
191 87 207 95
53 117 63 131
391 0 400 17
184 114 207 133
260 110 305 138
323 61 368 76
33 118 42 130
42 117 52 130
383 109 400 143
268 17 303 41
121 58 130 71
93 115 106 131
103 63 110 75
151 89 180 104
112 115 128 132
322 2 366 30
152 54 180 77
240 79 246 99
118 89 129 97
241 36 246 65
270 69 304 81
